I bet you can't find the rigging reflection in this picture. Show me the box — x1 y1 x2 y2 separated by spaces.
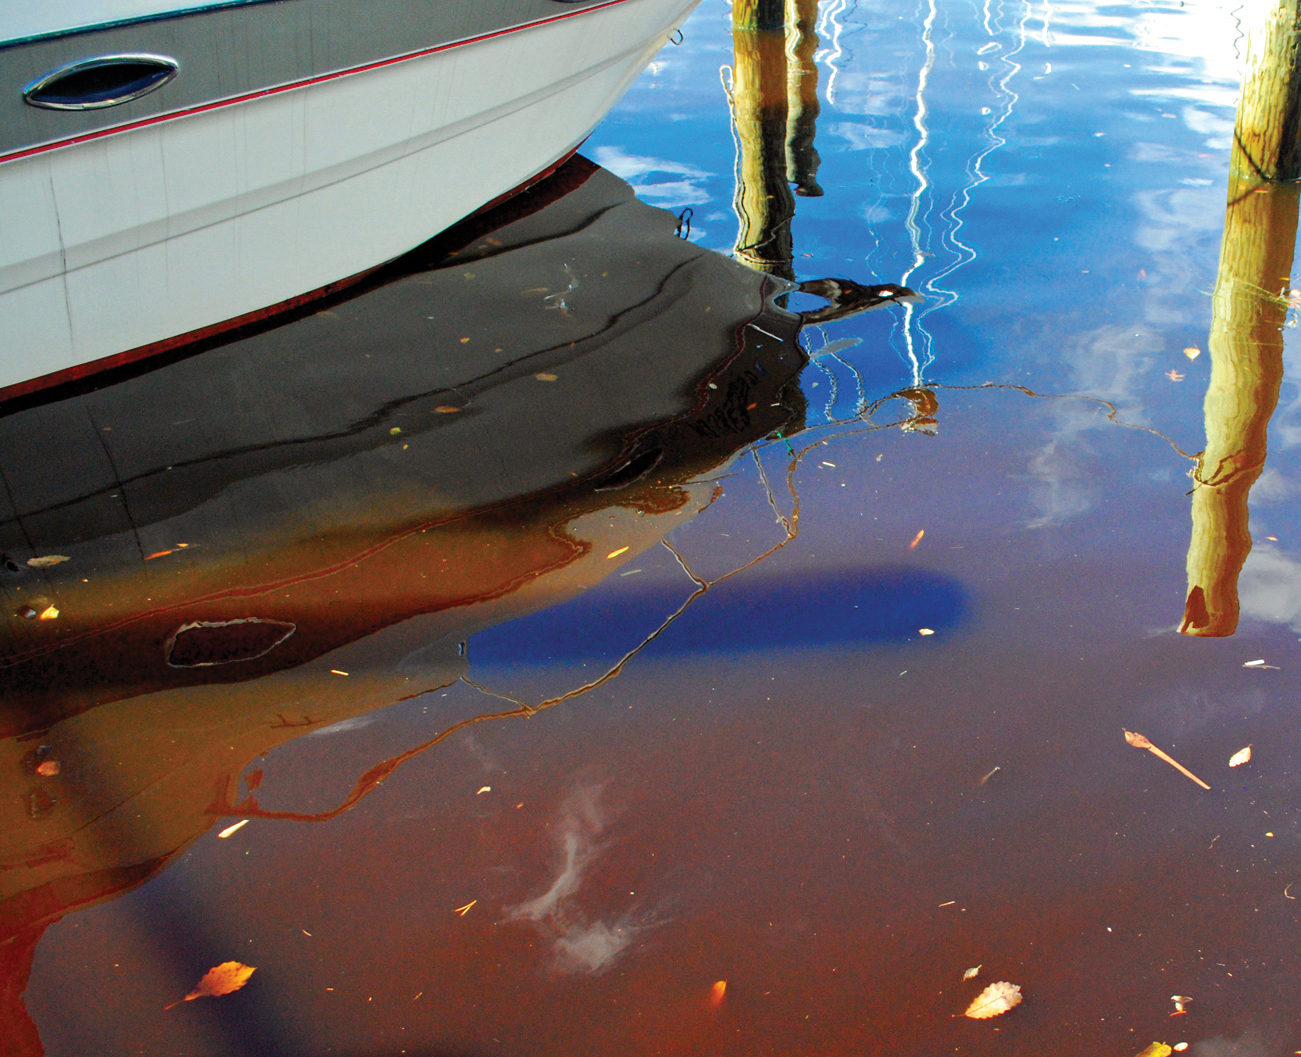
1180 0 1298 637
0 156 913 1055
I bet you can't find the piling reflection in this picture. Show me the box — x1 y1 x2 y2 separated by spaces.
784 0 823 199
1180 0 1298 636
0 157 918 1055
730 0 798 276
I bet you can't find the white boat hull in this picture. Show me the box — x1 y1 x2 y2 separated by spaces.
0 0 696 398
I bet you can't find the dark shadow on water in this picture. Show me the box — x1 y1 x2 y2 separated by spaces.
469 564 967 664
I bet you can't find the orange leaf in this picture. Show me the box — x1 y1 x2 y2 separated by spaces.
165 962 256 1009
963 980 1022 1019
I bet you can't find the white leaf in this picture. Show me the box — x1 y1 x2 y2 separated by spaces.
962 965 981 981
1228 745 1251 768
963 980 1022 1019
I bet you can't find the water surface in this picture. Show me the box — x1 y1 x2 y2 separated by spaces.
4 2 1301 1055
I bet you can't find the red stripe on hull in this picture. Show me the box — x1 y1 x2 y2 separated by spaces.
0 147 595 410
0 0 635 167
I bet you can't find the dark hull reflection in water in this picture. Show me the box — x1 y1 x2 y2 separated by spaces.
0 157 923 1056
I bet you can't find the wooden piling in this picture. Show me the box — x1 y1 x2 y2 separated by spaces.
732 0 795 277
785 0 823 198
1181 0 1300 636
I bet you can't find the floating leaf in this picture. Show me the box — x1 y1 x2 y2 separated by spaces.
962 965 981 981
963 980 1022 1019
35 761 59 777
709 980 727 1008
1133 1044 1172 1057
1228 745 1252 768
1183 347 1201 360
165 962 256 1009
26 555 69 568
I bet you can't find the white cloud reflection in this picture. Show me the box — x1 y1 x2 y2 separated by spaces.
1239 547 1301 632
508 783 647 974
592 146 713 208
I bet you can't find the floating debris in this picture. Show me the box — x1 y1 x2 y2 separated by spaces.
909 529 925 549
1134 1044 1172 1057
709 980 727 1008
453 900 477 917
962 965 982 981
1123 730 1210 790
165 962 256 1009
1170 994 1191 1016
26 555 69 568
217 819 249 839
35 761 59 777
1228 745 1252 768
1243 659 1279 670
963 981 1022 1019
1183 347 1201 360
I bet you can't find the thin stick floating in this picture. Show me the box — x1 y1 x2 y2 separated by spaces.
1124 730 1211 790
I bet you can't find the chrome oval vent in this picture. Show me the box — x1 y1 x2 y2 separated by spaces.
24 54 178 111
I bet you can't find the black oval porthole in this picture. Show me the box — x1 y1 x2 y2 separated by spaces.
24 54 178 111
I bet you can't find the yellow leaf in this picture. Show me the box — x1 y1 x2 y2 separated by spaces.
1133 1044 1172 1057
1228 745 1251 768
165 962 256 1009
963 980 1021 1019
962 965 981 981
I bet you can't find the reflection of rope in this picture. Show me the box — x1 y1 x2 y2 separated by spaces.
925 382 1200 461
207 410 925 826
206 373 1201 827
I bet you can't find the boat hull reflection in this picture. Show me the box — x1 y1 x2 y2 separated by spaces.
0 156 840 1052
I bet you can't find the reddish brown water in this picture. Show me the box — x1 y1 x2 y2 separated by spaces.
6 2 1301 1055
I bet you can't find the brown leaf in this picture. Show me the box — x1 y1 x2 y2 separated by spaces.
963 980 1022 1019
165 962 256 1009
